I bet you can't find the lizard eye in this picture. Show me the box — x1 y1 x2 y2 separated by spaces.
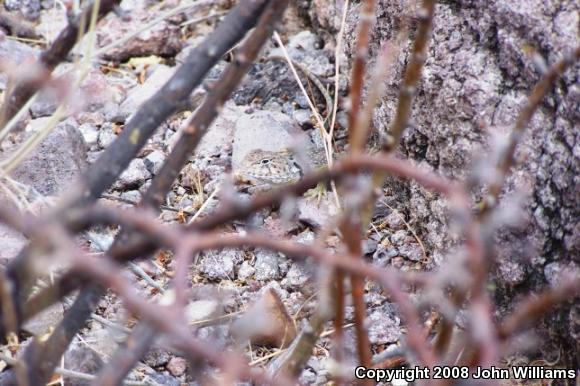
260 159 270 164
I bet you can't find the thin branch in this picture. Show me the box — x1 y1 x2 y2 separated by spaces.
498 278 580 339
347 0 377 153
382 0 435 152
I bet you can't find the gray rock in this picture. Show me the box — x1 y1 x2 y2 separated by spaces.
297 195 339 228
0 224 27 260
390 230 407 246
83 327 121 359
63 341 105 386
86 230 115 252
120 190 141 203
196 102 242 157
185 300 221 324
237 260 256 280
22 301 63 336
544 262 580 288
29 68 117 119
0 34 39 90
384 210 406 230
29 87 58 118
78 123 99 147
368 304 401 344
113 158 151 190
254 249 280 281
9 119 87 196
268 31 333 77
147 373 180 386
166 357 187 377
398 243 423 262
144 347 171 368
496 258 527 286
232 110 306 170
4 0 41 21
199 249 243 281
35 6 67 41
97 124 117 149
117 65 175 121
362 239 378 255
292 109 312 127
78 69 121 116
373 244 399 265
97 9 182 63
143 149 166 175
283 262 310 290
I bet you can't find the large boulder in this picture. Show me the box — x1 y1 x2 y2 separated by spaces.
7 118 88 196
301 0 579 368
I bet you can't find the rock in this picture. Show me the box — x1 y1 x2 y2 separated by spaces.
196 102 242 157
117 65 175 121
120 190 141 203
231 288 296 348
297 195 339 228
83 327 120 359
0 37 39 93
199 249 243 281
143 149 166 175
36 7 67 40
390 230 407 246
398 243 423 262
283 262 310 290
384 210 406 230
97 10 182 63
144 347 171 368
78 123 99 147
362 239 379 255
8 119 87 196
147 373 180 386
98 124 117 149
237 261 255 281
368 304 401 344
292 109 312 127
29 67 118 119
185 299 220 324
113 158 151 190
29 86 59 118
373 244 399 265
268 31 333 77
0 224 26 260
497 258 527 286
86 150 102 164
4 0 41 21
232 110 306 170
63 341 105 386
544 262 580 288
166 357 187 377
254 248 280 281
76 69 121 117
22 301 63 336
85 230 115 252
294 1 342 32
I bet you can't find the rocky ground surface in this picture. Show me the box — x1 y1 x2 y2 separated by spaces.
0 0 578 384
